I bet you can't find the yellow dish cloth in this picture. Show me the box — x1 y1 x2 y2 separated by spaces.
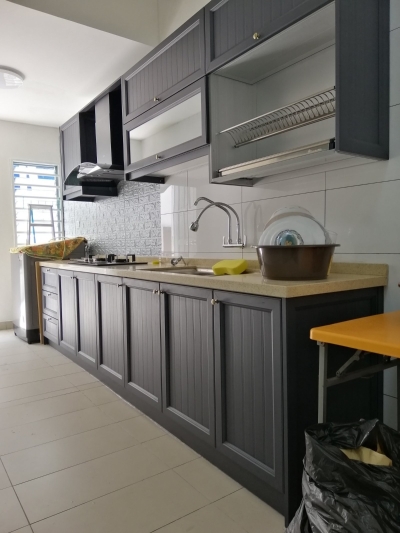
212 259 248 276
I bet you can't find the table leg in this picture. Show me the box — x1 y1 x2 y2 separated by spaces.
318 342 328 423
397 362 400 432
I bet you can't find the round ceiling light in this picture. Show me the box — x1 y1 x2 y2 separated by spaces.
0 68 24 89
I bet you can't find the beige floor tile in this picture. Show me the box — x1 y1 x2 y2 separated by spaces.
0 353 41 366
31 470 208 533
0 388 77 410
40 355 71 366
174 458 241 502
0 406 115 456
98 400 141 423
16 444 169 522
0 376 74 405
119 415 166 443
52 362 85 376
0 360 50 376
76 381 103 391
0 391 93 430
155 504 248 533
0 344 33 356
0 487 28 533
0 460 10 490
81 386 120 405
144 435 200 468
65 372 99 387
213 488 285 533
28 345 60 356
3 421 139 484
13 528 33 533
0 366 58 389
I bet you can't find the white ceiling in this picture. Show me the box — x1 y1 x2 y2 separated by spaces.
0 0 152 127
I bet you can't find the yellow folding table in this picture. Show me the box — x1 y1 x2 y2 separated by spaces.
310 311 400 425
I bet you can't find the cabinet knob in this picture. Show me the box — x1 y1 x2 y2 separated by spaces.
153 289 158 295
253 32 260 40
211 299 219 306
154 97 160 102
158 290 164 295
155 155 163 160
117 284 123 288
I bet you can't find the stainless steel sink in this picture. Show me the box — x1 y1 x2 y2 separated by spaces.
140 267 214 276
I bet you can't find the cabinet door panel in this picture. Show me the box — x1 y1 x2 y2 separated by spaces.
124 280 161 407
96 276 124 383
161 284 214 444
214 291 283 490
60 116 80 182
58 271 76 357
42 267 58 294
122 10 205 122
76 272 97 367
206 0 330 72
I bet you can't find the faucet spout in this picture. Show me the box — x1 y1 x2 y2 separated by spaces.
190 198 233 244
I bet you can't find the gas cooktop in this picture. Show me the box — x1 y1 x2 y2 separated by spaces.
68 259 147 267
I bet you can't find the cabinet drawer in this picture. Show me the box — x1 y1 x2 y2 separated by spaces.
41 268 58 294
122 10 205 123
42 291 59 318
43 315 59 344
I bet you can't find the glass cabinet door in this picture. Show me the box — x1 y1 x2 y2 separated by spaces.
124 79 207 173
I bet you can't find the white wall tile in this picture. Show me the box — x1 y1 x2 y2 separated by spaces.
188 203 243 254
187 165 242 209
391 0 400 31
384 366 398 398
242 191 325 249
242 172 325 203
326 180 400 254
391 28 400 106
188 252 243 259
334 253 400 312
384 395 398 430
326 105 400 189
160 172 188 214
161 212 188 253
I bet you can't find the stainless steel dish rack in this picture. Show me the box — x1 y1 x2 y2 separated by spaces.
220 87 336 148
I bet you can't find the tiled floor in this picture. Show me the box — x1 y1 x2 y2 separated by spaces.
0 330 284 533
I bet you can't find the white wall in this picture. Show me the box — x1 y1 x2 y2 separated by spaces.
0 120 60 322
157 0 209 41
160 3 400 427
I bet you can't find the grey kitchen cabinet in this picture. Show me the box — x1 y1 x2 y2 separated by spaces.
123 279 162 408
75 271 98 368
213 290 283 491
42 290 58 319
160 284 215 444
41 267 58 294
123 78 208 180
205 0 330 72
60 112 97 185
95 275 125 384
121 10 205 123
58 270 77 358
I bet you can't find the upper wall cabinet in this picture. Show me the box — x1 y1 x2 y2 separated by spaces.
205 0 331 72
122 10 205 123
208 0 389 185
60 113 96 185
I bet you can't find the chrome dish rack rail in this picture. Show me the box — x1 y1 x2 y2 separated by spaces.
220 87 336 148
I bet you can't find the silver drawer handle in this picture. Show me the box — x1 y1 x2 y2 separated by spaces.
211 299 219 306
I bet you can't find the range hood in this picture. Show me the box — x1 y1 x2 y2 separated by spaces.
64 86 124 195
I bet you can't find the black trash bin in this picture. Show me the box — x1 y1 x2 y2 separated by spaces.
287 419 400 533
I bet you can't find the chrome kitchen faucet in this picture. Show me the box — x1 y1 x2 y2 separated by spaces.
189 197 246 248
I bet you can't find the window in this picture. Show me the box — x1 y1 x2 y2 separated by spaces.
13 161 63 246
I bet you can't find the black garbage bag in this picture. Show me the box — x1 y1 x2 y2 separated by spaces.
287 419 400 533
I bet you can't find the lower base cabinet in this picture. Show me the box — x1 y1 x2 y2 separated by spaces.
96 275 125 384
214 291 283 491
161 284 215 444
75 271 98 368
124 279 162 408
45 265 383 526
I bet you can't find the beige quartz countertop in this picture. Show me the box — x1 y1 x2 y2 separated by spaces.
39 259 388 299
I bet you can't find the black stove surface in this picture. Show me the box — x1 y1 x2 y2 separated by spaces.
68 259 147 267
